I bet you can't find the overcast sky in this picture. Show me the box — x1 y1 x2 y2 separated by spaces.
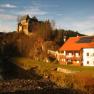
0 0 94 35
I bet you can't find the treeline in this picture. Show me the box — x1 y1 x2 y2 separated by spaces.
30 19 84 46
50 29 84 46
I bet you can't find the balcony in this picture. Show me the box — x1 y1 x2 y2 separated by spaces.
66 55 81 60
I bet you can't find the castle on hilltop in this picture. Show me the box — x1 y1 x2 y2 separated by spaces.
17 15 51 35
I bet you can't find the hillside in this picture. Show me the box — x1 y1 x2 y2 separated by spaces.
0 28 84 61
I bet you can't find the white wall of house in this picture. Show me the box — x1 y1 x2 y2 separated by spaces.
83 48 94 66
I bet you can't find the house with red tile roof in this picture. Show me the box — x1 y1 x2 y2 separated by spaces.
59 36 94 66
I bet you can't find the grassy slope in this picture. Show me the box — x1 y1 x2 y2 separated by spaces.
12 57 94 72
11 57 94 93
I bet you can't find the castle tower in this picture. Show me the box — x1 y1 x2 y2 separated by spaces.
17 15 30 35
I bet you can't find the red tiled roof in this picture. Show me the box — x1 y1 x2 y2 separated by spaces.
59 36 94 51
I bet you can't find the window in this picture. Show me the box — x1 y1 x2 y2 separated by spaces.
87 61 89 64
66 52 69 55
87 53 89 56
67 59 72 64
93 61 94 64
64 59 65 62
68 53 73 57
64 51 66 55
76 61 79 63
68 59 72 62
62 59 63 61
62 59 65 62
69 53 72 55
75 53 79 57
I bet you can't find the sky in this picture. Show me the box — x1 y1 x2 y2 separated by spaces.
0 0 94 35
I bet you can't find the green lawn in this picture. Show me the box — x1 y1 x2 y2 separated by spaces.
12 57 94 72
62 65 94 72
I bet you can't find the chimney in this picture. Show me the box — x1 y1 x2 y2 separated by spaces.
77 34 79 37
64 36 66 42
